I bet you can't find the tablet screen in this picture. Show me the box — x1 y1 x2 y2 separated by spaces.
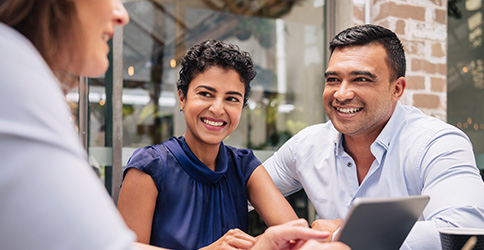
334 195 430 250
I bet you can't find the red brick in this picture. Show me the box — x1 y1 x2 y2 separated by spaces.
411 59 446 75
405 75 426 90
395 20 406 35
431 77 446 92
435 9 446 24
413 94 442 109
375 2 426 22
431 42 445 57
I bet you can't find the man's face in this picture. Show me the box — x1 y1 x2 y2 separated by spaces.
323 43 405 139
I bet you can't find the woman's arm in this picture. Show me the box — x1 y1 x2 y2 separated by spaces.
118 168 158 244
247 165 299 226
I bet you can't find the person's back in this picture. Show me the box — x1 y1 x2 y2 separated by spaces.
0 22 136 250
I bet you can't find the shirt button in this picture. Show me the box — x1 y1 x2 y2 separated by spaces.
347 162 352 167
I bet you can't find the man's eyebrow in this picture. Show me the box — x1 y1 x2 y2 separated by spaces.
350 71 377 79
324 71 338 77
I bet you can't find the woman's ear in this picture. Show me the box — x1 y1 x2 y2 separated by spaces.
393 76 406 100
178 89 185 111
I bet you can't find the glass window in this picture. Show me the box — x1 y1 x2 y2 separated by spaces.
448 0 484 176
120 0 325 151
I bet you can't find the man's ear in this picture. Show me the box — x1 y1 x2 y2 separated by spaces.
393 77 406 100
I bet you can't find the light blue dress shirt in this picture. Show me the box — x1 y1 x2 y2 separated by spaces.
264 102 484 249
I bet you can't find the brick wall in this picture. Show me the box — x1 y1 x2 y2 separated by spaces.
352 0 448 121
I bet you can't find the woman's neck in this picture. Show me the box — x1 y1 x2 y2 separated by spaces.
183 134 220 171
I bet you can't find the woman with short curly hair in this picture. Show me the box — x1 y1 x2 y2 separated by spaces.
118 40 298 250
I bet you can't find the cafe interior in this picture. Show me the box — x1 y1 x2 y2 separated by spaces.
64 0 484 234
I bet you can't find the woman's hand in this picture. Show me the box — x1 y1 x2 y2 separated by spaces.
298 240 351 250
200 228 256 250
251 219 333 250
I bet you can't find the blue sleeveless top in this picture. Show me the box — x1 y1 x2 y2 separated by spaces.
124 136 260 249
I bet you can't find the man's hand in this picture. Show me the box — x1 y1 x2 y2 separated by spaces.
311 219 343 242
201 228 256 250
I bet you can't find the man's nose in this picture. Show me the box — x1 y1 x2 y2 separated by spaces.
333 81 354 102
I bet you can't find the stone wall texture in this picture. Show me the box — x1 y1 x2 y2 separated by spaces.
352 0 448 121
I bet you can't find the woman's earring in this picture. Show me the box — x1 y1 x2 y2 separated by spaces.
180 107 184 112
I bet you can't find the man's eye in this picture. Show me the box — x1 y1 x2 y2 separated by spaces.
326 77 339 83
354 77 370 82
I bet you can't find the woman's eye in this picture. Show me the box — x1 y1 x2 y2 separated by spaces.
199 91 212 97
227 96 240 102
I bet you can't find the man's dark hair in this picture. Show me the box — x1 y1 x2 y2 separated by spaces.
329 24 406 80
177 40 256 107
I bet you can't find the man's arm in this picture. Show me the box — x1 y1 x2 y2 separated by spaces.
263 137 303 197
404 129 484 249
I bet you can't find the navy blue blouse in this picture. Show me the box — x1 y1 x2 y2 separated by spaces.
124 136 260 249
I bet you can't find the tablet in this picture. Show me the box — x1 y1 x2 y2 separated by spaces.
334 195 430 250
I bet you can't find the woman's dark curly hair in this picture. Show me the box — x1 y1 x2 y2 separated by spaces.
177 40 256 107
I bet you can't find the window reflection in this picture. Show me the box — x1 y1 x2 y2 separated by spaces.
448 0 484 171
121 0 325 151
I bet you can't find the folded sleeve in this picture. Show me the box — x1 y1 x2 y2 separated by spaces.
263 136 303 197
124 145 166 190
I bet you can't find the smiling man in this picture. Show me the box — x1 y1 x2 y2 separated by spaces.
264 24 484 249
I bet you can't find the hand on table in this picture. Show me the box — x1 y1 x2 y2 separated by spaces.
311 219 343 242
201 228 256 250
298 240 350 250
251 219 349 250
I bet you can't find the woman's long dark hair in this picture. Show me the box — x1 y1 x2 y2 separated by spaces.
0 0 80 69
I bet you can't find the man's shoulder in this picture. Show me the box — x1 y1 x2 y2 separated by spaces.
396 104 469 142
286 122 338 149
295 121 336 137
401 105 461 132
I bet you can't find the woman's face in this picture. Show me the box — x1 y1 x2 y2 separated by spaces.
69 0 129 77
180 66 245 148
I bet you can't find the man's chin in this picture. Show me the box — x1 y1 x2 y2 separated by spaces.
332 122 358 135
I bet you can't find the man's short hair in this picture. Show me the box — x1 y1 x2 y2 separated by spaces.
329 24 406 81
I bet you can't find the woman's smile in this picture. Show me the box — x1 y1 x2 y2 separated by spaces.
180 66 245 148
201 117 227 130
